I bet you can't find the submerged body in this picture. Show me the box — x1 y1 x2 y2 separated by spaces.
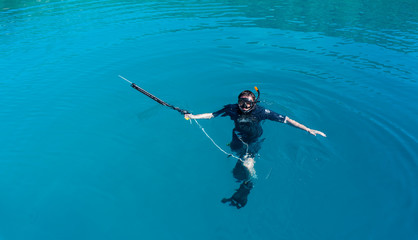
185 90 326 209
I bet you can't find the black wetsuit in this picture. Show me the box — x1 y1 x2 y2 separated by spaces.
213 104 286 158
214 104 286 209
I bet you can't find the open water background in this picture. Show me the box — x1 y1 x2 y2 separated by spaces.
1 0 417 239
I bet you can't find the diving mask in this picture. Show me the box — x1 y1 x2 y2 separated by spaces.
237 86 260 113
238 98 256 112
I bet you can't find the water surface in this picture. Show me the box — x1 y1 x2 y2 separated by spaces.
1 0 417 239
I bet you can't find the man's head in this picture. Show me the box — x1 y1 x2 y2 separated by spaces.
238 90 256 113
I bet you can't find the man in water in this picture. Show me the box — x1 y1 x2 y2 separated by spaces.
185 89 326 209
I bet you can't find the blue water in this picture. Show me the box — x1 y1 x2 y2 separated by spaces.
1 0 417 239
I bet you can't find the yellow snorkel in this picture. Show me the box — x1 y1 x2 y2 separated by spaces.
254 86 260 102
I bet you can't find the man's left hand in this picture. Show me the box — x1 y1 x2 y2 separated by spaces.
307 129 327 137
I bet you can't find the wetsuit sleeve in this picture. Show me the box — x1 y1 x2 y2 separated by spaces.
212 105 229 117
263 108 286 123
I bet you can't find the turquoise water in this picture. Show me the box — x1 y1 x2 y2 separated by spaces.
1 0 417 239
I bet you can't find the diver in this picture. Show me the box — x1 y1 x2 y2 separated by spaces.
184 88 326 209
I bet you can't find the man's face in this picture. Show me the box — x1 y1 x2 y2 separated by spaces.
238 96 255 112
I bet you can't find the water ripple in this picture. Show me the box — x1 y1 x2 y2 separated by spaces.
1 0 417 239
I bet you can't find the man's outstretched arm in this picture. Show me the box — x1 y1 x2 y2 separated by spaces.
184 113 214 119
285 116 326 137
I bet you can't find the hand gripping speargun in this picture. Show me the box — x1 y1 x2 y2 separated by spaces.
119 75 190 116
119 75 252 166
